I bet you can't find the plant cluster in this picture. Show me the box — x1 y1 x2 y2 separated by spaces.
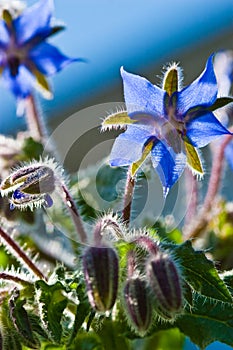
0 1 233 349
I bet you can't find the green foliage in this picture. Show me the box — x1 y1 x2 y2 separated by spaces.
21 137 44 161
35 280 68 343
93 317 132 350
176 293 233 349
68 333 103 350
9 289 38 348
1 233 233 349
1 75 233 349
134 328 185 350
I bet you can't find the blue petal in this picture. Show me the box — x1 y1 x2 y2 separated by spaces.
30 42 78 76
44 194 53 208
151 141 186 197
121 67 165 119
177 55 218 116
110 125 152 166
186 111 231 148
0 20 10 48
13 0 53 45
225 142 233 170
2 65 35 98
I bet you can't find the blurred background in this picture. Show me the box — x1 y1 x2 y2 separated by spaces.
0 1 233 348
1 0 232 137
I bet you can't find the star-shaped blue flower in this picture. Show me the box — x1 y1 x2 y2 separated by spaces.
102 55 232 196
0 0 81 100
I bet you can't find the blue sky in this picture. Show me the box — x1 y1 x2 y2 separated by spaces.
0 0 232 133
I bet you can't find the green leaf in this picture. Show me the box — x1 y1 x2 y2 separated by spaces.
162 241 232 303
9 289 39 348
67 299 91 346
150 221 183 244
220 270 233 296
39 344 66 350
35 280 68 343
0 300 23 350
22 137 44 160
93 317 131 350
28 314 49 340
184 140 203 175
208 97 233 111
68 332 103 350
175 293 233 349
133 328 184 350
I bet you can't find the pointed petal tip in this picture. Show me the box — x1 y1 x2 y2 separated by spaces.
74 57 88 64
120 66 126 77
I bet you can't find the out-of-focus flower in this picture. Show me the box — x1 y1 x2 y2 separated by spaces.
102 55 231 196
214 50 233 170
0 134 25 178
0 0 82 100
214 50 233 97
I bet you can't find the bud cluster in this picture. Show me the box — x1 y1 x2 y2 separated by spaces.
82 221 184 336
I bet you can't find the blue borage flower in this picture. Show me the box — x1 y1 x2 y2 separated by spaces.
0 0 83 100
102 55 232 196
0 157 65 210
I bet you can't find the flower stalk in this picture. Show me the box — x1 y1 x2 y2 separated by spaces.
0 272 32 286
184 169 199 225
60 184 87 244
24 94 45 142
133 235 159 255
0 227 46 280
185 132 233 239
122 170 135 225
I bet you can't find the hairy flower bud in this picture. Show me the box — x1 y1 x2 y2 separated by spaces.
0 158 63 210
124 276 152 335
82 247 119 312
146 252 183 320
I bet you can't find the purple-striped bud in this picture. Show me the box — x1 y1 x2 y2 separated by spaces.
146 252 183 320
0 158 63 210
124 277 152 335
82 247 119 312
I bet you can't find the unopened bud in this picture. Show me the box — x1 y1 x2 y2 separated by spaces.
124 277 152 335
82 247 119 312
146 252 183 320
0 158 62 210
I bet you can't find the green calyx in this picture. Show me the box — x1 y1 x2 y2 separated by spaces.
2 9 13 26
163 65 179 96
